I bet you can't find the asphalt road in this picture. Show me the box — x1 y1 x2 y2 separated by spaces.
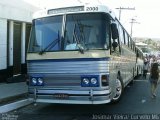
3 77 160 120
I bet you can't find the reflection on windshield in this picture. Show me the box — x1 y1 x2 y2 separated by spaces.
28 13 110 53
28 16 63 52
64 13 110 51
39 31 60 55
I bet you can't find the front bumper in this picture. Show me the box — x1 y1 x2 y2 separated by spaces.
28 88 111 104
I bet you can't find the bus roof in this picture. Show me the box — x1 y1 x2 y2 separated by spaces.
33 4 116 19
135 42 147 46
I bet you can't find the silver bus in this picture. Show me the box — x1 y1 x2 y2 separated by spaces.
26 4 141 104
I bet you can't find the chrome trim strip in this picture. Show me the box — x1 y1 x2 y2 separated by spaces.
29 89 111 95
36 99 111 104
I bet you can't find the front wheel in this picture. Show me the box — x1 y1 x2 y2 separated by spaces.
111 78 123 103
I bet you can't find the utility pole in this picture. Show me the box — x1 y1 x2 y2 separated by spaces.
130 18 140 37
116 7 135 21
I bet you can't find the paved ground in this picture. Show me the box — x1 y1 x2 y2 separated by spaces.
0 82 28 100
0 82 28 109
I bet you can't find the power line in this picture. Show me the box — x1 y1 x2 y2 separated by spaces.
77 0 102 4
97 0 102 4
116 7 135 21
77 0 82 3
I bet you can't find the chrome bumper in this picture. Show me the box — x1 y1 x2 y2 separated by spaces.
28 88 111 104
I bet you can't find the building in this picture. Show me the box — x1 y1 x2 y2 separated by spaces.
0 0 39 82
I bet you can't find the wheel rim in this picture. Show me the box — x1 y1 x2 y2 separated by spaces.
112 79 122 101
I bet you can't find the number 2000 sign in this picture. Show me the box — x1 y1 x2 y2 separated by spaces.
86 7 98 11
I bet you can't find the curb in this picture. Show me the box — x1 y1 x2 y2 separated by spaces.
0 93 28 106
0 98 34 113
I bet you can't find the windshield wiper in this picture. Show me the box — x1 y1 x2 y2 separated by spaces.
73 24 85 54
72 16 93 53
72 18 89 54
39 31 60 55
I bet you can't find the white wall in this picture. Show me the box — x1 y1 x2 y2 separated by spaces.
0 0 38 71
0 0 39 22
0 18 7 70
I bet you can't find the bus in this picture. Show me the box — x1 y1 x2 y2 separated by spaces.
26 4 140 104
134 43 145 77
135 42 152 57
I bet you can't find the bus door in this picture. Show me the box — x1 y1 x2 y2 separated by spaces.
110 23 121 98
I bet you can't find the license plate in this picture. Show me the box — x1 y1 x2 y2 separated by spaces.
53 93 69 99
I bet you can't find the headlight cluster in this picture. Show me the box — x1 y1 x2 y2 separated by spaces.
31 77 44 86
81 75 99 87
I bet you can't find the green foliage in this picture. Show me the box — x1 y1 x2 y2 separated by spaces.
144 38 160 51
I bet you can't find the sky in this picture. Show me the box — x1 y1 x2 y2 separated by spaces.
24 0 160 39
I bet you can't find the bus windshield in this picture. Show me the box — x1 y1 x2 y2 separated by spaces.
141 47 151 53
28 13 110 53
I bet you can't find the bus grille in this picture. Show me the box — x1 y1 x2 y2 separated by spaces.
27 58 109 87
41 74 81 87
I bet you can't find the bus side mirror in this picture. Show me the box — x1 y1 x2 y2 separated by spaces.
111 23 119 40
112 41 118 51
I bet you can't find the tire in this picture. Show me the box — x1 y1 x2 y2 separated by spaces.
111 76 124 103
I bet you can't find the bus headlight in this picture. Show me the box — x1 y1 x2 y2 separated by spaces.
81 78 90 87
31 78 37 85
90 77 99 87
91 78 97 84
30 76 44 86
81 75 99 87
37 78 44 86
